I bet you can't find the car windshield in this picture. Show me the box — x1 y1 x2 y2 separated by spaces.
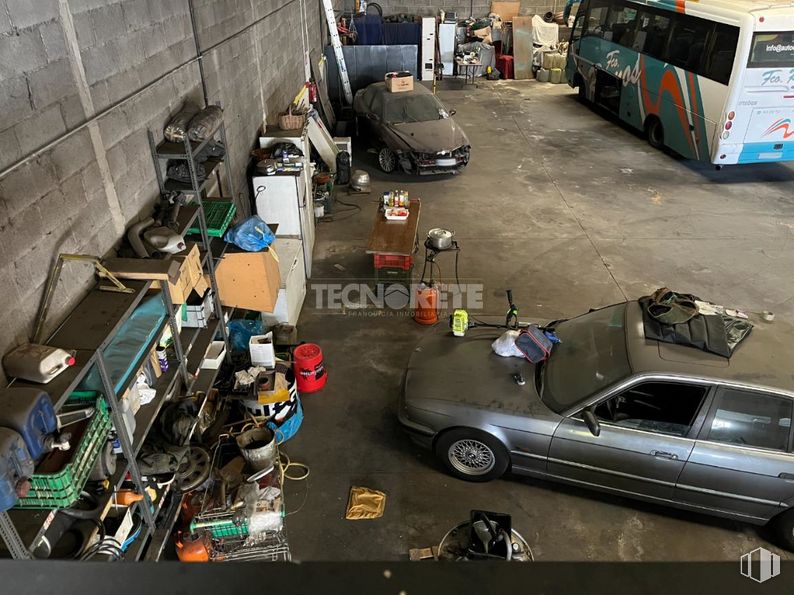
383 93 446 124
541 304 631 413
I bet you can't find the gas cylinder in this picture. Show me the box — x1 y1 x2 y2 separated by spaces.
176 531 211 562
414 285 439 325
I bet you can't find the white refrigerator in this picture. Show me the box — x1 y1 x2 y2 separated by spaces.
256 127 315 278
439 23 456 76
421 17 436 81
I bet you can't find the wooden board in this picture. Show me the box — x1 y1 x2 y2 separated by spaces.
513 16 533 80
366 199 421 256
490 1 520 21
103 257 182 283
310 50 336 131
409 546 439 561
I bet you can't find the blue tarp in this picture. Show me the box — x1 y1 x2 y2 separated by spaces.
78 295 167 394
352 15 384 45
383 22 421 46
324 45 418 100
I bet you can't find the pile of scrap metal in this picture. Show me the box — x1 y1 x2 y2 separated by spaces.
174 426 297 562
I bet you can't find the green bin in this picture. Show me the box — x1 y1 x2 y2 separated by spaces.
15 396 111 509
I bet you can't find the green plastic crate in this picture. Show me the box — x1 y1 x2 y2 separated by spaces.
188 200 236 238
15 397 111 509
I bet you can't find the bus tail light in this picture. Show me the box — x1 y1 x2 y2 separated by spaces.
721 131 730 140
725 121 733 130
727 111 735 120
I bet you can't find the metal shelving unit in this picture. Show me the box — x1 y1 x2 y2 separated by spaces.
146 111 235 356
1 281 173 557
0 112 238 562
118 113 239 561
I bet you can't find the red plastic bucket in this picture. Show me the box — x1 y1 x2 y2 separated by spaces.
293 343 327 393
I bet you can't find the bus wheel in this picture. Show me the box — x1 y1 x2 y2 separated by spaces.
576 77 589 104
646 117 664 150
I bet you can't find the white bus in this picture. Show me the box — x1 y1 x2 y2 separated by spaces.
565 0 794 165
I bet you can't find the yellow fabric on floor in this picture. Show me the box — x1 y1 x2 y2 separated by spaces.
345 486 386 520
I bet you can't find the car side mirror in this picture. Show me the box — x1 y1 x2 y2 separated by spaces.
449 109 456 116
582 409 601 437
366 112 379 121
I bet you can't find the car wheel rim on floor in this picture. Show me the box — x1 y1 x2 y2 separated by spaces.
448 439 495 475
379 148 396 173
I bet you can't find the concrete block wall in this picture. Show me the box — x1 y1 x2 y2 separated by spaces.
0 0 326 385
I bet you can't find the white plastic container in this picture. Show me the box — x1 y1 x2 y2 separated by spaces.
384 207 410 221
182 290 213 328
201 341 227 369
249 332 275 368
2 343 76 384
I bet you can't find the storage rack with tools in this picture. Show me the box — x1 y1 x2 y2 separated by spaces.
147 108 237 353
0 113 236 561
1 279 190 559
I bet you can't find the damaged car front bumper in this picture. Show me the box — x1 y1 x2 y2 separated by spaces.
400 146 471 175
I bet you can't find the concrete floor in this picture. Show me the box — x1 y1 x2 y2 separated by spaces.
283 80 794 561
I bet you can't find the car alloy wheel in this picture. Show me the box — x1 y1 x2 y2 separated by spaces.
378 147 397 173
447 439 496 476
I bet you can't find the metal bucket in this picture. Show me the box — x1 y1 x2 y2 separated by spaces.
236 427 278 471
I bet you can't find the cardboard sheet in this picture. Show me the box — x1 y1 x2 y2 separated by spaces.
490 1 520 21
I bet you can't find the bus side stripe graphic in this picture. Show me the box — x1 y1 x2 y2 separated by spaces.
686 71 704 159
640 57 696 156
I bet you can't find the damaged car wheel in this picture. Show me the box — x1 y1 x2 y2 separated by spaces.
378 147 397 173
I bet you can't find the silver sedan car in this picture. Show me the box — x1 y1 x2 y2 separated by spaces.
399 301 794 550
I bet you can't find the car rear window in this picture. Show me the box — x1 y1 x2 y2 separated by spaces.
748 31 794 68
384 94 446 124
706 389 792 451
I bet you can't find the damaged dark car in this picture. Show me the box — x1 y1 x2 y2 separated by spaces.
353 82 471 175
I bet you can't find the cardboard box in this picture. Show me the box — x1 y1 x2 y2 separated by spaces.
156 244 203 304
105 247 203 304
385 72 414 93
148 347 162 378
214 248 280 312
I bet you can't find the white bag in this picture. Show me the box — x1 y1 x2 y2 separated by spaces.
491 330 524 358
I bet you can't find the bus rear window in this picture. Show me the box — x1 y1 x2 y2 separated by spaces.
749 32 794 67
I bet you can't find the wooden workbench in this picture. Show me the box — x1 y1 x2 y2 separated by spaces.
366 198 421 256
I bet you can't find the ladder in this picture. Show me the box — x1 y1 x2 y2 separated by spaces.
322 0 353 105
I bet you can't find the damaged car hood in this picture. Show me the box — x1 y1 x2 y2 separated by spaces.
386 120 469 154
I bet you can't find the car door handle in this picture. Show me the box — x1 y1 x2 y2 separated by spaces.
650 450 678 460
779 473 794 481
